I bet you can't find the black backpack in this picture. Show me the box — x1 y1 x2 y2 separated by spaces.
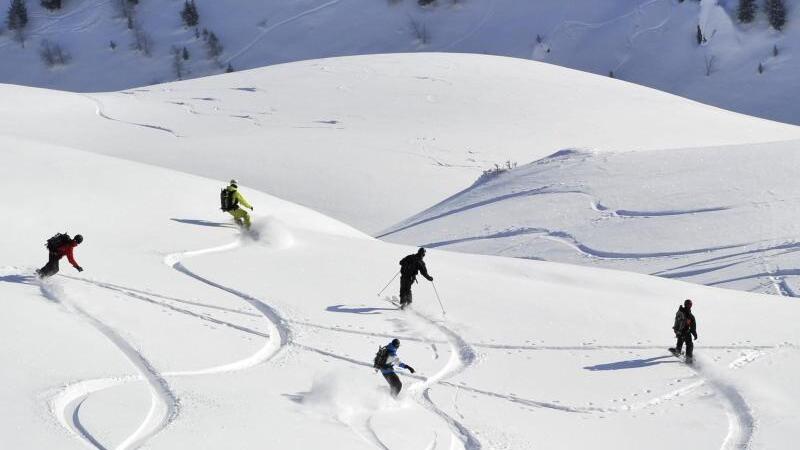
399 255 416 276
220 188 238 211
46 233 71 251
373 346 389 371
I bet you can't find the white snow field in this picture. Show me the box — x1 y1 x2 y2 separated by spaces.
2 53 800 449
3 0 800 124
3 53 800 234
3 134 800 450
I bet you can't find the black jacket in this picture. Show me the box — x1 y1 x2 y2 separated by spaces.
399 254 432 281
673 306 697 338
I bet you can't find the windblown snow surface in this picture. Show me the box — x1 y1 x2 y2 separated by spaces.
2 54 800 449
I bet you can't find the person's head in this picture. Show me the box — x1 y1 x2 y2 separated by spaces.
390 338 400 348
229 179 238 188
684 299 693 309
417 247 426 258
73 234 84 245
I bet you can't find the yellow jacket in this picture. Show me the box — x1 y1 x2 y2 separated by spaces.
227 186 252 209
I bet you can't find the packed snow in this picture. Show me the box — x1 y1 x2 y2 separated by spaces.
2 52 800 449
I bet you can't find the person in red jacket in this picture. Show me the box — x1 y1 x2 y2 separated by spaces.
37 234 84 278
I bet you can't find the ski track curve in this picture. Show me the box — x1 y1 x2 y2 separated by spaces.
41 281 178 450
48 237 291 449
225 0 342 64
81 94 180 138
404 309 482 450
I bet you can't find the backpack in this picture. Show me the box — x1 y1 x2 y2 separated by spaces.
399 255 416 276
46 233 71 251
220 188 238 211
373 346 389 371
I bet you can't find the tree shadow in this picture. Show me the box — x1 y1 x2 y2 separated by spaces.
170 218 237 228
326 304 396 315
584 355 676 371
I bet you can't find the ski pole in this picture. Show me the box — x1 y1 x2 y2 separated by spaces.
377 270 400 297
431 281 446 316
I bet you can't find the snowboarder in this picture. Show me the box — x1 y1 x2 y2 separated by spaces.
669 299 698 362
374 338 415 398
398 247 433 309
220 179 254 229
37 233 84 278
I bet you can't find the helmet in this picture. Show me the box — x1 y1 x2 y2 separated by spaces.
417 247 426 256
684 299 693 308
74 234 84 244
391 338 400 348
230 179 238 187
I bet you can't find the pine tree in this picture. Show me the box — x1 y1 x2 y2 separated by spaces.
765 0 787 31
226 63 234 73
758 62 764 74
6 0 29 31
181 0 199 27
182 46 190 60
206 31 222 59
696 25 704 45
737 0 757 23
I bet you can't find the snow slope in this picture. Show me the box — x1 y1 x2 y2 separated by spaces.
380 141 800 298
3 53 800 234
2 0 800 124
3 134 800 450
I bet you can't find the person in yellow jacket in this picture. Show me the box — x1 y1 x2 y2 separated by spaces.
221 179 254 229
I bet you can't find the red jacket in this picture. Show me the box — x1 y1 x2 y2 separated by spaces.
55 242 80 267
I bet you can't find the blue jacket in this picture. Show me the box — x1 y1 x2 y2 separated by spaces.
380 343 410 375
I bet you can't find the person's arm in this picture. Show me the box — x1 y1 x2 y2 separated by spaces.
419 261 433 281
691 317 698 339
65 245 81 270
235 191 253 209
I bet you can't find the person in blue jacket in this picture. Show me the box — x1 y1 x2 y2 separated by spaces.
379 338 415 397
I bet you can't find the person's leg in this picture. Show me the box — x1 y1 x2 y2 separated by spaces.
685 336 694 359
675 335 685 354
38 252 61 278
228 210 242 226
383 373 402 398
241 210 251 229
399 277 412 305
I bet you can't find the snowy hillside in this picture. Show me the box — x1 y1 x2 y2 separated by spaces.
380 142 800 298
3 131 800 450
3 53 799 234
2 0 800 124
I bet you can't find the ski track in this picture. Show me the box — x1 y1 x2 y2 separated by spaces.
51 276 780 422
404 309 482 450
226 0 342 64
48 236 290 450
41 281 178 450
82 94 180 138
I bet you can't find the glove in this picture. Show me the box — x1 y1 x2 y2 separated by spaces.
428 276 434 282
407 366 415 374
250 206 254 211
75 266 84 272
693 334 698 341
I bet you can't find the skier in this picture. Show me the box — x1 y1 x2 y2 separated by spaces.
37 233 84 278
398 247 433 309
669 299 698 362
375 338 415 398
220 179 254 229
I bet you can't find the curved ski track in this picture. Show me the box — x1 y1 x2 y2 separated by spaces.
48 237 291 450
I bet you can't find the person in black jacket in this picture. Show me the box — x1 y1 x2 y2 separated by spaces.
670 299 698 361
398 248 433 309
